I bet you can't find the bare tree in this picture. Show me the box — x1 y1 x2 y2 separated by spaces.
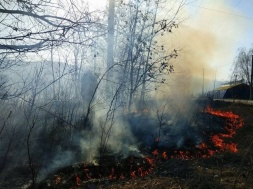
0 0 99 57
112 0 185 112
231 47 253 99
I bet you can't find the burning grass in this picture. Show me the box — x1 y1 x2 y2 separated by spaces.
37 104 248 189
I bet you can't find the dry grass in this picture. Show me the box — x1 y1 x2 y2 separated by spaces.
34 101 253 189
98 102 253 189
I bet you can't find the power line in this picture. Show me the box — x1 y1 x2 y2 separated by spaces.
187 3 253 20
214 0 243 31
188 0 204 27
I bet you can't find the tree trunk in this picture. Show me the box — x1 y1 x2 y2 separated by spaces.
140 1 159 108
127 3 139 113
106 0 115 96
250 55 253 100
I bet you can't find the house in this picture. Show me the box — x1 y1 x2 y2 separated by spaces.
207 83 250 99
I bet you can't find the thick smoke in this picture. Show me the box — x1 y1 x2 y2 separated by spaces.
37 150 75 182
139 0 250 153
157 0 249 97
1 1 251 188
79 108 139 162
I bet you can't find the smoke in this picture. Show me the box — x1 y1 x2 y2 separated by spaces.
142 0 251 151
79 108 139 163
156 0 250 97
37 150 75 182
2 1 252 187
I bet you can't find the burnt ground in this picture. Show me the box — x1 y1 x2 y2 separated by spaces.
34 101 253 189
1 101 253 189
100 101 253 189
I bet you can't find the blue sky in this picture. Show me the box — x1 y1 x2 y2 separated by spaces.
76 0 253 83
182 0 253 82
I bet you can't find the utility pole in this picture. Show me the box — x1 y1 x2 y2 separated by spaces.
213 68 217 90
202 68 204 96
107 0 115 70
234 74 238 84
250 55 253 100
106 0 115 96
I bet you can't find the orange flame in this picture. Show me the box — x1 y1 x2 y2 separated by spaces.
138 167 143 177
119 174 125 180
55 175 61 185
162 151 167 159
206 106 243 153
131 171 136 178
152 149 159 156
144 157 155 167
75 174 81 186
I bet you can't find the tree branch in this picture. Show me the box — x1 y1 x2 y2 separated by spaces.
0 40 48 51
0 8 84 27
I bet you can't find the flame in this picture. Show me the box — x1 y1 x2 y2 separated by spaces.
138 167 143 177
171 151 192 159
205 105 243 153
144 157 155 167
120 174 125 180
75 174 81 186
50 105 244 187
143 108 149 113
212 135 223 148
130 171 136 178
205 106 240 119
83 163 92 179
152 149 159 156
55 175 61 185
109 167 115 180
162 151 167 159
155 137 160 142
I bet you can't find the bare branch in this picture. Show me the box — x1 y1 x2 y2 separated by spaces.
0 40 48 51
0 8 86 27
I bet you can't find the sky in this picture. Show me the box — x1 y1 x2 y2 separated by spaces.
86 0 253 82
181 0 253 82
50 0 253 96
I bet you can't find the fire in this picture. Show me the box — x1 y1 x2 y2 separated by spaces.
164 106 243 160
55 175 61 184
212 135 223 148
205 105 243 154
109 168 116 180
75 174 81 186
162 151 167 159
197 142 208 149
138 167 143 177
130 171 136 178
171 151 192 159
152 149 159 156
205 106 240 119
49 105 243 188
119 174 125 180
83 163 92 179
144 157 155 167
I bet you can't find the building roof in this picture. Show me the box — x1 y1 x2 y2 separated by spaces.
214 83 248 91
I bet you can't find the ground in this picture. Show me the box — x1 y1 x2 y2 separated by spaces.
1 101 253 189
102 101 253 189
37 101 253 189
